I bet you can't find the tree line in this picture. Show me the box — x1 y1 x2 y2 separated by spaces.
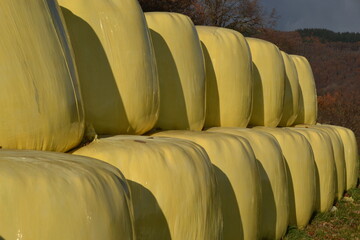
297 28 360 43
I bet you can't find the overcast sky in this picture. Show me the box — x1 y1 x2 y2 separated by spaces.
261 0 360 33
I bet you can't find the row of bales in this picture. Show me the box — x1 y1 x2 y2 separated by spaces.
0 0 358 239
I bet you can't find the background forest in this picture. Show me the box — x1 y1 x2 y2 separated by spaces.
138 0 360 147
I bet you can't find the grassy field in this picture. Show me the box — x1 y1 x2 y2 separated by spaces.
284 185 360 240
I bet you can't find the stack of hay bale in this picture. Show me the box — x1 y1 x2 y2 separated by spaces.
0 0 358 239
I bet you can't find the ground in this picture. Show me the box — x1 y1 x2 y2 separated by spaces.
284 185 360 240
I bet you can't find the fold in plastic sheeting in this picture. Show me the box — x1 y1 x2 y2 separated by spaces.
296 124 346 200
246 38 285 127
145 13 206 131
59 0 159 135
291 55 318 125
73 135 222 240
0 150 135 240
151 130 261 240
196 26 253 128
321 124 359 190
289 128 336 212
207 128 289 240
0 0 84 152
278 51 300 127
254 127 316 228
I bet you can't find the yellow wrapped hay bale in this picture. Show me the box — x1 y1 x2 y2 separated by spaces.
0 0 84 152
196 26 253 128
152 130 261 240
296 124 346 200
291 55 318 125
73 135 222 240
254 127 316 228
0 150 135 240
59 0 159 135
246 38 285 127
278 51 300 127
145 13 206 131
207 128 289 240
322 124 359 190
289 128 336 212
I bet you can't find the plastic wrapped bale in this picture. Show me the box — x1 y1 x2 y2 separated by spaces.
59 0 159 135
278 51 300 127
0 0 84 152
289 128 336 212
291 55 318 125
246 38 285 127
254 127 316 228
207 128 289 240
145 13 206 131
322 124 359 190
196 26 253 128
296 124 346 200
152 130 261 240
73 135 222 240
0 150 135 240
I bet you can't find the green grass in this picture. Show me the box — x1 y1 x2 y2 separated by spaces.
284 185 360 240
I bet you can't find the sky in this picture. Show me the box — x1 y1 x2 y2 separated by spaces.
261 0 360 33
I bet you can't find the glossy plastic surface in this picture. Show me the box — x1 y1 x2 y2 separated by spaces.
255 127 316 228
0 150 134 240
207 127 289 240
278 51 300 127
289 128 336 212
196 26 253 128
291 55 318 125
145 13 206 131
73 135 222 240
152 130 261 240
246 38 285 127
60 0 159 135
0 0 84 152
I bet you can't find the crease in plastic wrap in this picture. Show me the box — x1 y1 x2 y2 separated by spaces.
59 0 159 135
321 124 359 190
254 127 316 228
289 128 336 212
145 13 206 131
0 150 135 240
246 38 285 127
196 26 253 128
73 135 222 240
0 0 84 152
151 130 261 240
291 55 318 125
207 128 289 240
296 124 346 200
278 51 300 127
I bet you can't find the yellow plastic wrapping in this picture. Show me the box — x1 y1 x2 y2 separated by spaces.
196 26 253 128
296 124 346 200
59 0 159 135
254 127 316 228
207 128 289 240
73 135 222 240
145 13 206 131
0 0 84 152
278 51 300 127
322 124 359 190
151 130 261 240
0 150 135 240
289 128 336 212
246 38 285 127
291 55 318 125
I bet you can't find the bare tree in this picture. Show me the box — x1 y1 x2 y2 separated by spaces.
138 0 279 35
